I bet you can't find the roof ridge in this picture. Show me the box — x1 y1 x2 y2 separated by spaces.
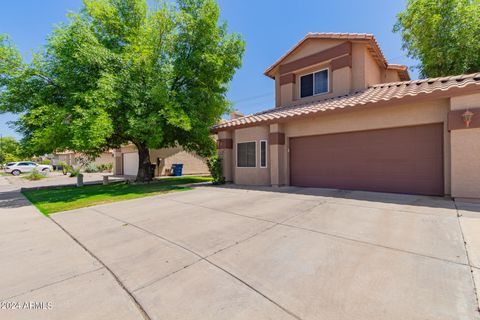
307 32 374 37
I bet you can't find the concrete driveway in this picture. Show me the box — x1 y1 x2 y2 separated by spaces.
2 183 480 320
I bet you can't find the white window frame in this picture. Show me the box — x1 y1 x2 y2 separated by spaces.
236 141 257 168
299 68 330 98
260 140 268 168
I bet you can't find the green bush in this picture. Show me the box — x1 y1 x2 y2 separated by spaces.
69 167 81 177
58 161 81 177
84 163 100 173
41 159 51 165
25 169 46 181
99 162 113 172
206 156 225 185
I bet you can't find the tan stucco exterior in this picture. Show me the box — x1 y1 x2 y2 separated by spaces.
216 34 480 199
225 100 452 193
281 100 451 194
114 145 209 176
275 42 397 107
232 126 270 185
281 39 343 64
52 151 114 167
450 93 480 199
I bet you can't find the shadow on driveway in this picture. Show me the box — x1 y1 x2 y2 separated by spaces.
0 189 32 210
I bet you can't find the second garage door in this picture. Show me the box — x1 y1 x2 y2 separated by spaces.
123 153 139 176
289 123 444 196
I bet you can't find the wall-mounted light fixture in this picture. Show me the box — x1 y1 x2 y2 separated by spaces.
462 109 474 128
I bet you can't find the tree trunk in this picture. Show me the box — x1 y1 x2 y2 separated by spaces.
135 143 153 182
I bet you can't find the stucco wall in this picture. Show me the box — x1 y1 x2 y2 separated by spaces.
384 69 401 83
282 39 343 64
292 62 333 102
451 129 480 198
351 43 366 91
279 99 451 193
93 152 114 166
364 46 382 86
233 126 270 185
450 93 480 198
275 42 389 108
115 144 208 176
150 148 208 176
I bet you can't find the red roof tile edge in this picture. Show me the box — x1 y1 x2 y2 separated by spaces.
213 72 480 132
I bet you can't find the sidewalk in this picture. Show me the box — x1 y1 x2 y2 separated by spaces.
4 172 126 189
0 176 144 319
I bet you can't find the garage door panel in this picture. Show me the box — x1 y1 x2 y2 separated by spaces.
290 124 444 196
123 153 139 176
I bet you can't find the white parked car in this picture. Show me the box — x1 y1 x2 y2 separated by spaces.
4 161 53 176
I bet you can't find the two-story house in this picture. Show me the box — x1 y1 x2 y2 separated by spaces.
212 33 480 199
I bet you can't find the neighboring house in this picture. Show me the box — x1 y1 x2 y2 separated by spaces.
48 150 114 167
113 144 209 177
212 33 480 199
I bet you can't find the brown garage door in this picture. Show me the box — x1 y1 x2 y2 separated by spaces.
289 123 444 196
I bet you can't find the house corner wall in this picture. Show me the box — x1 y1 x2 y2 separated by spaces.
332 67 352 96
233 126 270 185
269 123 286 187
450 93 480 199
113 149 123 175
217 131 234 182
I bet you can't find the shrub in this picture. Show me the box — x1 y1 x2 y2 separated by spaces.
58 162 81 177
58 161 69 174
41 159 51 165
206 156 225 185
84 163 100 173
99 162 113 172
25 169 46 181
69 167 81 177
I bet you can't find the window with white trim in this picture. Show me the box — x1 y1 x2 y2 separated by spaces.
237 142 256 167
300 69 329 98
260 140 267 168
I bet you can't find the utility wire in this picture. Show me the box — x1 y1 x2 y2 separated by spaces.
232 91 274 104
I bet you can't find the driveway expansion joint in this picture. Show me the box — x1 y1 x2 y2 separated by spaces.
91 207 305 320
280 221 469 267
2 267 105 301
454 201 480 314
167 196 468 267
47 214 153 320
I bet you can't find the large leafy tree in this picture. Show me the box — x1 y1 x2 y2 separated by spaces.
0 0 244 181
394 0 480 78
0 136 21 163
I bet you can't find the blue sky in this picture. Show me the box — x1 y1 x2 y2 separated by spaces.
0 0 417 140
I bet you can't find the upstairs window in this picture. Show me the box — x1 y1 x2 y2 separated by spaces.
300 69 329 98
237 142 256 167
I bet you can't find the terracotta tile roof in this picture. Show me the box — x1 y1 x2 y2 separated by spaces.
264 33 407 78
213 73 480 132
387 64 410 81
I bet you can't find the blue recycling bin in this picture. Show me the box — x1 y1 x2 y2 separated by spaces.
172 164 183 176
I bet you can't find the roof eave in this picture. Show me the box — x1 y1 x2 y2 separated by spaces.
211 83 480 133
263 33 387 79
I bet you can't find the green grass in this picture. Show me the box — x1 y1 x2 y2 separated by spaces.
22 176 212 215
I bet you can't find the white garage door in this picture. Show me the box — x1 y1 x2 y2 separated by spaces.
123 153 139 176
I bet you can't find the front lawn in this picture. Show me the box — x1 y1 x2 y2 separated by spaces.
22 176 212 215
